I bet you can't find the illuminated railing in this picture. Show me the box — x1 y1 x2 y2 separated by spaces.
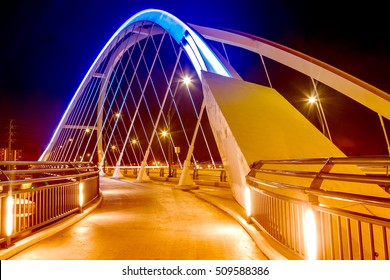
103 164 228 184
0 161 100 247
246 156 390 260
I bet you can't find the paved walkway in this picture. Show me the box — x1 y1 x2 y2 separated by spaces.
4 177 271 260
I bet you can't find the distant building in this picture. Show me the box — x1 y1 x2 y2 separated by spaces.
0 148 22 161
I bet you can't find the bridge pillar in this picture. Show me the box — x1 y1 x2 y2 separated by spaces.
178 159 195 186
112 165 124 179
136 160 151 182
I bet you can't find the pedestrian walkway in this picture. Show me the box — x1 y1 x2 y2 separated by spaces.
2 176 276 260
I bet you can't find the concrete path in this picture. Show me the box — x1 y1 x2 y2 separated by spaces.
8 177 268 260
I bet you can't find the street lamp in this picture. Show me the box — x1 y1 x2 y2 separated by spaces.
182 76 191 86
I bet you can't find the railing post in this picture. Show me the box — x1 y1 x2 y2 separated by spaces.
307 159 333 260
0 167 13 247
1 191 13 248
78 180 84 213
220 170 227 182
71 162 84 213
310 157 334 189
193 168 198 180
172 168 177 178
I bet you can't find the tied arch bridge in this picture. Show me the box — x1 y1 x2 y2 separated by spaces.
1 9 390 260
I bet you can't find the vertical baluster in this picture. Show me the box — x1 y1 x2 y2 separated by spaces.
265 196 270 233
346 218 353 259
337 216 343 260
369 224 375 260
356 221 363 259
319 211 326 260
296 204 302 256
292 203 297 253
383 226 389 260
329 214 335 260
285 201 289 248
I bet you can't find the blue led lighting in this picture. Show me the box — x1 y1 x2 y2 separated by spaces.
105 9 232 78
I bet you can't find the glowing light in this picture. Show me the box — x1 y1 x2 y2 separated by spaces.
161 130 168 137
304 208 317 260
79 182 84 207
182 76 191 85
115 113 121 118
6 196 14 236
245 186 251 218
308 96 316 104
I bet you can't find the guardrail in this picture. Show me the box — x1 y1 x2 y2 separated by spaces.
246 156 390 260
103 165 228 183
0 161 100 247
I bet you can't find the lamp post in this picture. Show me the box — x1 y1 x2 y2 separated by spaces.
131 139 141 165
161 129 172 177
308 96 332 142
165 76 192 177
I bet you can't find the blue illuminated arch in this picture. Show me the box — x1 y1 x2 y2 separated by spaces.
101 9 232 78
40 8 232 161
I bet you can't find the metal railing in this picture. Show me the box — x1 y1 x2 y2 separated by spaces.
103 164 228 183
246 156 390 260
0 161 100 247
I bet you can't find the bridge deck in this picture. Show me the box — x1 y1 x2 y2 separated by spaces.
6 177 268 260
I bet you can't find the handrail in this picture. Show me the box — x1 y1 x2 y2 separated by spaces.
254 168 390 185
246 156 390 260
0 161 100 248
248 176 390 209
251 156 390 166
0 161 98 188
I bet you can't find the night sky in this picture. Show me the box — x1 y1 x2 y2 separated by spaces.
1 0 389 160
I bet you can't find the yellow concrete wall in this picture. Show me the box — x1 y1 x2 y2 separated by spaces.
202 71 345 164
202 72 389 218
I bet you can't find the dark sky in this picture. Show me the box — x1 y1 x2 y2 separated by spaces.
0 0 389 159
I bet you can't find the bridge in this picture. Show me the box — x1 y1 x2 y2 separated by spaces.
1 9 390 261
